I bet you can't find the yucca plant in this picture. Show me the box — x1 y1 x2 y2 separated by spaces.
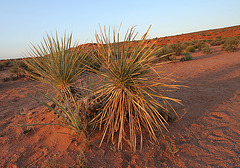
91 25 182 151
26 87 88 136
24 33 90 94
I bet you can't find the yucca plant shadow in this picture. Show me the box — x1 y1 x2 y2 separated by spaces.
90 25 183 152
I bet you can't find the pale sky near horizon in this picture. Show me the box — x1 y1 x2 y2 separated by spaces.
0 0 240 60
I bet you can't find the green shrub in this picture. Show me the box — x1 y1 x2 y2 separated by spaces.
222 37 239 52
168 43 183 56
185 45 195 52
185 53 192 60
181 53 192 61
91 26 182 151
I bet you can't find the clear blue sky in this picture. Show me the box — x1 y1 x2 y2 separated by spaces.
0 0 239 60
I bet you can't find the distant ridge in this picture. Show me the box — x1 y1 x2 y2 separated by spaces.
1 25 239 62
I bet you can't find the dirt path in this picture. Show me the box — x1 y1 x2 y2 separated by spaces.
0 46 239 167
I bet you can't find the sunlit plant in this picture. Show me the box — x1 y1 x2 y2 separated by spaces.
24 33 90 94
91 25 182 151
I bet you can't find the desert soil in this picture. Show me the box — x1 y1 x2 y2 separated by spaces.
0 45 240 167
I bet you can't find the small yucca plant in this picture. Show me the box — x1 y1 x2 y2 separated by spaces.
27 87 88 136
24 33 90 94
91 25 182 151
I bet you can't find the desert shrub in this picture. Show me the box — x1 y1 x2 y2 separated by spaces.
185 45 195 52
193 40 205 49
0 63 4 71
184 53 192 60
91 26 182 151
201 44 211 54
168 43 183 56
181 41 192 49
157 45 173 56
181 53 192 61
24 33 90 94
222 37 239 52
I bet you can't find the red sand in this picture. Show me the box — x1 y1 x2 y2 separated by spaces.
1 37 240 167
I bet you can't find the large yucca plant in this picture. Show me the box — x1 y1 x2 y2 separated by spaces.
24 33 90 94
91 25 182 151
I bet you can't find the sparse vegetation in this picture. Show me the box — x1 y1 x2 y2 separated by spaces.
91 26 182 151
222 37 239 52
185 45 195 52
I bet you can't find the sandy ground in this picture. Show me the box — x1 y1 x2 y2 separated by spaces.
0 45 240 167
